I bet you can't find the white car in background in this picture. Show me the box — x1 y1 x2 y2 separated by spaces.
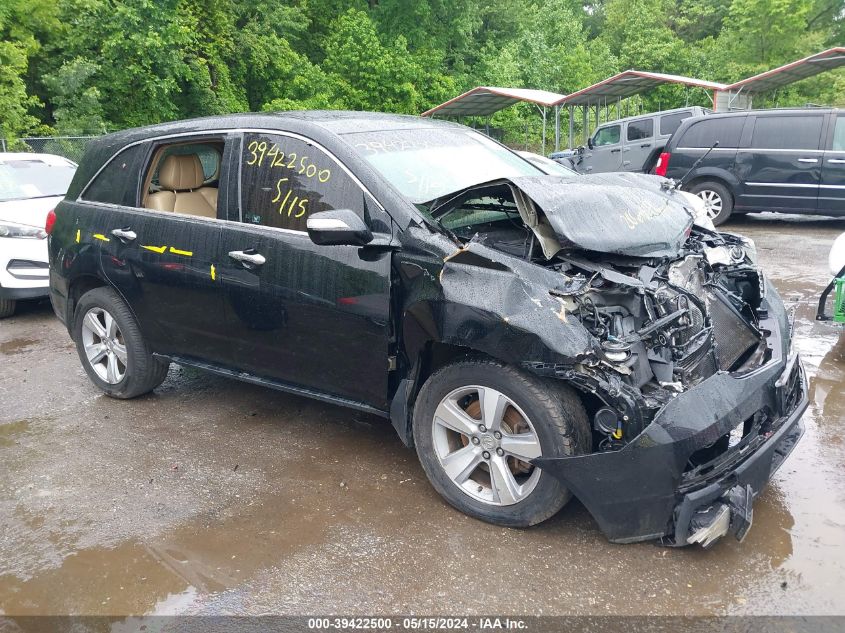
0 153 76 318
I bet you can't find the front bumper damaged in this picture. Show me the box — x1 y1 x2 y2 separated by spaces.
533 350 808 547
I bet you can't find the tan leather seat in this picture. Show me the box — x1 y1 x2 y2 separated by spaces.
146 154 218 218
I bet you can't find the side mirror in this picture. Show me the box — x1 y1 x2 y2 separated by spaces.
306 209 373 246
586 137 594 150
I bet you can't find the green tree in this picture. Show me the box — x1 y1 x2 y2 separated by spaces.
42 58 108 135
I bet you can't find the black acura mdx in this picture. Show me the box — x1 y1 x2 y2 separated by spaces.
48 112 807 547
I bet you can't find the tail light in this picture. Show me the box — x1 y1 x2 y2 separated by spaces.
45 209 56 235
655 152 671 177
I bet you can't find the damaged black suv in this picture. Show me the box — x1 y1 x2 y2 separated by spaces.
48 112 807 547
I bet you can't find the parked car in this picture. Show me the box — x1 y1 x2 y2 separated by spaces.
818 231 845 323
657 107 845 225
49 112 806 546
0 153 77 317
551 106 708 175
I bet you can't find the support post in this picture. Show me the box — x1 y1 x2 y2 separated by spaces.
542 106 547 156
582 105 588 146
554 105 560 153
568 104 574 149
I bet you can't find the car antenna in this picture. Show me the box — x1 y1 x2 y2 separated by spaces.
672 141 719 190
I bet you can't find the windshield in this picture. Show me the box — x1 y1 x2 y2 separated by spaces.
344 127 543 206
0 159 76 202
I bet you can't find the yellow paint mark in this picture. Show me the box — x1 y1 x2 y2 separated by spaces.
93 233 110 242
75 229 80 243
141 245 168 254
169 247 193 257
612 427 623 440
210 264 216 281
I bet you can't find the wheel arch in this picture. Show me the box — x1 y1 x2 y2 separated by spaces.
66 274 108 334
681 169 740 194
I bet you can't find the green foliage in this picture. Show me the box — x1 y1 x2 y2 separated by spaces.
1 0 843 147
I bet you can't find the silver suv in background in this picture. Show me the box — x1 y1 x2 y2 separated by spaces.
553 106 710 174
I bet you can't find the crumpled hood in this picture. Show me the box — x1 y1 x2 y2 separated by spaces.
510 173 695 258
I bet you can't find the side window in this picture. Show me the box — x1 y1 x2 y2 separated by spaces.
239 133 364 232
750 116 824 150
626 118 653 141
141 140 225 219
81 144 145 205
678 118 744 148
833 117 845 151
660 112 692 136
593 125 620 147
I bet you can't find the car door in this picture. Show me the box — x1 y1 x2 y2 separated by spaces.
218 131 393 410
819 112 845 215
582 124 623 173
96 135 234 363
734 113 825 212
622 117 655 172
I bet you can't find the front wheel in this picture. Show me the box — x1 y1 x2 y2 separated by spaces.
688 180 734 226
73 287 170 398
0 298 15 318
413 358 591 527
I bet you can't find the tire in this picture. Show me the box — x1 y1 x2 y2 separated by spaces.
413 357 590 527
688 180 734 226
0 298 15 318
72 286 170 398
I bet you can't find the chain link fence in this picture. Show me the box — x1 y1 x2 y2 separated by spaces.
1 136 99 164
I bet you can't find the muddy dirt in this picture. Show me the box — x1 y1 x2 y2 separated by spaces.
0 212 843 617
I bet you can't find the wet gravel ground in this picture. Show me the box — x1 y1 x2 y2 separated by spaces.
0 213 843 617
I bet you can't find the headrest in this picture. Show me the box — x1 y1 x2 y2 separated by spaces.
158 154 204 191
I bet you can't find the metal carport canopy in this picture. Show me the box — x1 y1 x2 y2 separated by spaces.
724 47 845 93
420 86 567 117
560 70 728 106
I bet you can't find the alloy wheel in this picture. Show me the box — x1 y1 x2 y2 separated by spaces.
431 385 542 506
697 189 723 219
81 307 127 384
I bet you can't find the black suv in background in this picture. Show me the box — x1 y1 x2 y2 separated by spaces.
656 108 845 225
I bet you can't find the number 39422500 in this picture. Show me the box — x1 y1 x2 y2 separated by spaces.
245 140 331 183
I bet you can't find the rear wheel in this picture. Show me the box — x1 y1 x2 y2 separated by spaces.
413 358 590 527
73 287 169 398
0 298 15 318
688 180 733 226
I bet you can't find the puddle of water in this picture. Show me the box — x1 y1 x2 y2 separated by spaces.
0 338 39 356
0 471 372 616
0 420 32 448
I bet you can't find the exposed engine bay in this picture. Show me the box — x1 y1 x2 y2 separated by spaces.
434 181 770 451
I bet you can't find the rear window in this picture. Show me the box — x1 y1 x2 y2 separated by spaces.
660 112 693 136
626 119 653 141
0 159 76 202
750 115 824 150
81 145 145 205
678 117 744 149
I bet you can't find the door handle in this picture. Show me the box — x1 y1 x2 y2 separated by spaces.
228 250 266 267
640 143 651 148
611 148 621 153
111 228 137 242
828 158 845 164
797 158 818 163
